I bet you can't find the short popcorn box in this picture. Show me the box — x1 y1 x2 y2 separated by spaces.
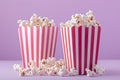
18 26 58 68
60 26 101 75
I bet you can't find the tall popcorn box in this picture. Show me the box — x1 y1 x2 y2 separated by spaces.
60 26 101 75
18 26 58 68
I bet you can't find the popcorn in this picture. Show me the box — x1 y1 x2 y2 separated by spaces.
85 68 96 77
17 20 30 27
69 68 78 76
37 67 45 75
94 65 105 75
60 23 66 27
40 59 48 68
58 67 68 76
18 14 55 27
46 68 53 76
19 70 26 76
85 65 105 77
46 57 56 66
52 70 58 76
23 68 31 75
28 60 36 68
30 67 37 75
60 10 100 27
13 64 21 71
13 58 104 77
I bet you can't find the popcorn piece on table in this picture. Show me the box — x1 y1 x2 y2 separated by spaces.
69 68 78 76
94 65 105 75
85 68 96 77
13 64 21 71
58 66 68 76
40 59 48 68
19 70 26 76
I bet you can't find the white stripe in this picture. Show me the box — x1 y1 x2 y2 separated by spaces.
81 27 85 74
33 27 37 63
75 27 79 74
43 27 47 59
69 27 74 68
92 27 98 70
27 27 32 62
39 27 42 60
22 27 27 68
51 27 56 57
47 27 52 58
66 27 71 68
60 28 67 68
63 27 68 69
87 27 92 69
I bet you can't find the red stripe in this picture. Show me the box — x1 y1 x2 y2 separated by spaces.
36 27 40 67
67 27 72 69
50 27 54 57
90 26 95 70
45 27 50 59
71 27 76 69
18 27 25 68
41 27 45 59
84 27 88 74
95 27 101 64
78 27 82 74
25 27 29 67
31 27 34 60
39 27 42 61
53 27 58 57
61 27 67 69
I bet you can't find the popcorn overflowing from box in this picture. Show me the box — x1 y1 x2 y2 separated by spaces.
17 14 55 27
17 14 58 68
60 10 102 75
60 10 100 27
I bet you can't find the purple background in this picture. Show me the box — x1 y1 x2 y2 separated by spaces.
0 0 120 60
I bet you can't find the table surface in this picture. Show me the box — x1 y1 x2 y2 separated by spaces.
0 60 120 80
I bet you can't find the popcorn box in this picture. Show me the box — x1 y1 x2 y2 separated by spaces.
18 26 58 68
60 26 101 75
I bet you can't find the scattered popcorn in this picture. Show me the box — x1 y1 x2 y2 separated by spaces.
13 64 21 71
13 58 104 77
52 70 58 76
17 14 55 27
85 68 96 77
58 67 68 76
19 70 26 76
46 68 53 76
85 64 105 77
60 10 100 27
69 68 78 76
93 65 105 75
37 67 45 75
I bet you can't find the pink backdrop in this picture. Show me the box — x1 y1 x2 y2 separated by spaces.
0 0 120 60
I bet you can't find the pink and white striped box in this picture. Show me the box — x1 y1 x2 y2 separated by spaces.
18 26 58 68
60 26 101 75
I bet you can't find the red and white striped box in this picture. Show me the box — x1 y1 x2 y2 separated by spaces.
60 26 101 75
18 26 58 68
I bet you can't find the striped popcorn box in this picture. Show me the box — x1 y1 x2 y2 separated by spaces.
60 26 101 75
18 26 58 68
